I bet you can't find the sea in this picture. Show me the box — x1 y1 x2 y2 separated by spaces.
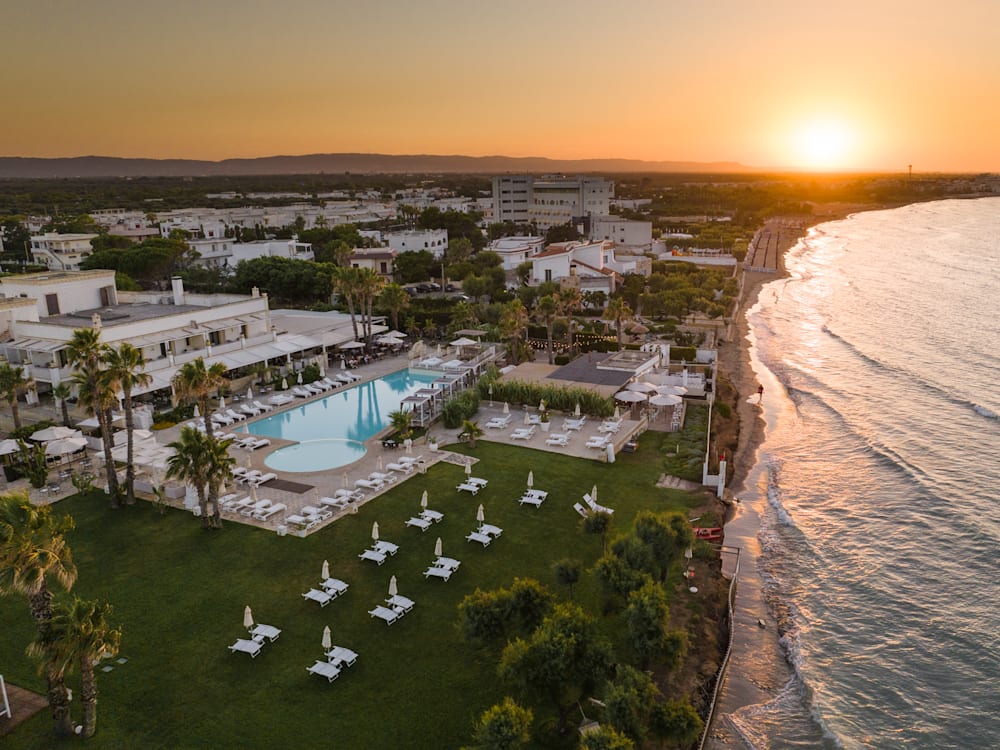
722 198 1000 749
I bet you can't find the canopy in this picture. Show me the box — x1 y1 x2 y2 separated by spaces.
650 394 683 407
615 390 648 403
626 381 656 393
0 439 22 456
45 436 88 456
450 337 477 347
30 426 81 442
339 341 366 350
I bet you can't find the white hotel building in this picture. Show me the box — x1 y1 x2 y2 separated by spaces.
491 176 614 231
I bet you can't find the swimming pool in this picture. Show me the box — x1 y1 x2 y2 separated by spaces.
245 369 438 472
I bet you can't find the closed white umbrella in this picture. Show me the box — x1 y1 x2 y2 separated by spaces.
250 484 258 502
613 405 621 421
372 521 379 542
219 396 226 410
193 404 200 418
243 605 254 631
592 484 598 503
465 463 472 476
420 490 428 509
538 399 545 411
322 559 330 580
527 470 534 489
503 402 509 415
434 537 443 557
342 473 349 489
247 386 254 400
574 402 581 418
523 411 531 425
388 575 398 598
297 372 303 385
476 504 485 523
319 364 326 377
322 625 331 651
281 378 288 390
377 456 384 472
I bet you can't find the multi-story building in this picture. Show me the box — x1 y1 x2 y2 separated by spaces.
491 176 533 224
187 238 314 269
349 249 396 280
487 236 546 271
29 233 99 271
589 216 653 250
384 229 448 257
491 175 614 231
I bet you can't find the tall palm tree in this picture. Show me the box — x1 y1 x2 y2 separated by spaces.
0 492 77 737
166 427 211 528
357 267 385 347
71 363 120 505
0 361 34 430
534 295 559 365
332 266 362 342
556 287 583 353
103 344 151 505
51 382 73 427
28 597 121 738
606 297 633 351
172 357 228 443
65 328 119 502
378 282 410 332
203 435 235 529
499 299 530 364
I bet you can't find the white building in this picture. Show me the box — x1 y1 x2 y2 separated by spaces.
590 216 653 249
349 249 396 280
29 233 99 271
487 236 546 271
187 238 313 269
491 175 614 231
0 271 360 401
384 229 448 257
529 241 618 297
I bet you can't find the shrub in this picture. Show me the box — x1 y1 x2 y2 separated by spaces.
476 378 613 418
442 390 480 428
554 354 570 365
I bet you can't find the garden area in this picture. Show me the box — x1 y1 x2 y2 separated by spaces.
0 437 724 749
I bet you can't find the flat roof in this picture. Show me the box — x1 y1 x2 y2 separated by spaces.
39 302 207 328
548 352 635 388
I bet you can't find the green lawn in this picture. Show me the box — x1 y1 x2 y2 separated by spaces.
0 437 705 749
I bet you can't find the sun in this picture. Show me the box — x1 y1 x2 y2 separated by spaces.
791 119 856 170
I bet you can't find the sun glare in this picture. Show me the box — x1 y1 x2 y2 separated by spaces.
792 119 856 170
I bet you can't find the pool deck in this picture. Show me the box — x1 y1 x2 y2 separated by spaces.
147 353 649 536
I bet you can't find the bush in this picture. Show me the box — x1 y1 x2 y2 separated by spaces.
442 390 480 428
154 404 194 425
669 346 697 361
476 378 613 418
554 354 570 366
9 420 54 441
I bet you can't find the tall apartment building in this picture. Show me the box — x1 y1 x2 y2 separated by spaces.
491 175 614 231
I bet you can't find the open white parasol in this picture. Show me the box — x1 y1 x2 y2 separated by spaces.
30 425 81 442
656 385 688 396
615 390 648 403
626 381 656 393
450 337 477 347
434 537 443 557
0 439 21 456
650 394 682 407
45 436 88 456
244 605 254 631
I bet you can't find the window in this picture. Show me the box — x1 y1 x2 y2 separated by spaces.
544 269 552 282
45 293 60 316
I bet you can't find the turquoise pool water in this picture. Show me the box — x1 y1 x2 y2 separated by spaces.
245 369 437 472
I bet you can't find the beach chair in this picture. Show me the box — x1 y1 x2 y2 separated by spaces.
386 594 415 612
355 478 385 491
423 565 453 581
484 415 512 429
478 523 503 538
241 498 273 517
292 387 313 399
319 496 351 512
372 540 398 556
519 493 544 508
420 509 444 523
573 502 590 518
226 496 256 514
247 437 271 451
229 638 263 658
307 660 341 682
434 556 461 571
369 471 397 484
342 370 360 382
598 420 621 434
333 488 365 502
563 417 587 431
212 412 235 426
248 472 277 487
302 588 333 607
240 403 261 417
368 605 400 625
304 383 325 395
319 377 340 390
358 549 387 565
405 516 432 531
385 462 414 474
335 373 354 384
586 435 611 449
253 400 273 412
250 624 281 642
468 477 488 488
321 578 349 597
510 427 536 441
253 502 285 521
466 531 492 547
268 394 294 406
225 409 247 422
456 482 480 494
326 646 357 668
545 435 569 447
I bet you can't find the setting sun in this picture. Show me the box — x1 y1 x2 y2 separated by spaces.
791 119 857 170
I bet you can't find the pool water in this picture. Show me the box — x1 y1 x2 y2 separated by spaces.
244 369 437 472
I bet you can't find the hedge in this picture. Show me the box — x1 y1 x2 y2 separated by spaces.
476 377 613 418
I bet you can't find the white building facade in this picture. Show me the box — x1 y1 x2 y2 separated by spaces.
491 175 614 231
384 229 448 257
29 233 99 271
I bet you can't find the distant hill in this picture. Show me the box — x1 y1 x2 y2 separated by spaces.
0 153 756 179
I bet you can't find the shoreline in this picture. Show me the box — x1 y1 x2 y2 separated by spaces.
706 208 860 747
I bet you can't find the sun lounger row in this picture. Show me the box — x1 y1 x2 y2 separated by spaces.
233 436 271 451
229 622 281 658
586 435 612 449
233 469 278 487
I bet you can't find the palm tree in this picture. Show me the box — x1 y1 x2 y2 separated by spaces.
51 382 72 427
378 282 410 332
203 435 235 529
556 287 583 353
332 266 362 342
103 344 151 505
388 409 413 440
65 328 119 502
172 357 228 443
71 363 120 505
534 295 559 365
357 267 385 347
0 361 34 430
459 420 484 448
166 427 211 528
499 299 530 364
28 597 121 738
606 297 633 351
0 492 77 737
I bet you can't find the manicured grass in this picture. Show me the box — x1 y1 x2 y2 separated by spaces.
659 403 710 481
0 437 704 749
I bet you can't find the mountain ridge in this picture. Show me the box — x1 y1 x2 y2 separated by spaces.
0 153 757 179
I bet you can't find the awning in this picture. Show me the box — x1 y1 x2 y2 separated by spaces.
6 337 66 353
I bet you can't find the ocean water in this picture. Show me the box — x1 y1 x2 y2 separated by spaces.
727 198 1000 749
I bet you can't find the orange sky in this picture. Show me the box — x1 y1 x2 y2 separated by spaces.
2 0 999 171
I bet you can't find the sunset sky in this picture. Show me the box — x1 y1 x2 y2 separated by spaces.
3 0 999 171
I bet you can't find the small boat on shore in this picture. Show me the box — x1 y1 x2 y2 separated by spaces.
693 527 723 541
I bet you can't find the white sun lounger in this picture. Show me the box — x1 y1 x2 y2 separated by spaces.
456 482 480 494
253 400 273 412
485 415 512 429
355 478 385 491
386 594 415 612
468 477 488 488
212 412 235 426
325 646 358 667
510 427 535 440
254 502 285 521
248 472 277 487
372 540 398 556
292 387 313 399
423 565 453 581
229 638 263 657
478 523 503 538
241 498 273 517
321 578 349 597
246 438 271 451
358 549 387 565
420 509 444 523
583 493 615 515
240 403 261 417
563 417 587 431
586 436 611 449
302 588 332 607
386 462 414 474
225 496 255 513
368 471 397 484
269 394 294 406
573 502 590 517
307 660 341 682
466 531 492 547
434 556 461 571
545 435 570 447
368 605 401 624
250 624 281 642
405 516 431 531
225 409 247 422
